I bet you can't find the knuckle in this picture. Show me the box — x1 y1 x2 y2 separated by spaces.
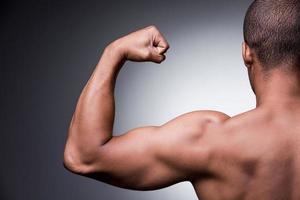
148 25 158 31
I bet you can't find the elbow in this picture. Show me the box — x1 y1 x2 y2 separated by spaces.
63 146 94 175
63 125 107 175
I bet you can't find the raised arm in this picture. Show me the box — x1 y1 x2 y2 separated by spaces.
63 26 229 190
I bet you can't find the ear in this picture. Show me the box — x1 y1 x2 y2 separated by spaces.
242 42 253 68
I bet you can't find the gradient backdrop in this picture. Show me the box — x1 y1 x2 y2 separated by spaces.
1 0 255 199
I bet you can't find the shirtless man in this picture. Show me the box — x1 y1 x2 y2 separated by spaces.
63 0 300 199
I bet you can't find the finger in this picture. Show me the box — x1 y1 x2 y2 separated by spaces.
154 37 169 54
155 46 168 55
150 51 166 64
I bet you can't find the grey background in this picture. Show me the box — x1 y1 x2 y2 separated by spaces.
1 0 254 199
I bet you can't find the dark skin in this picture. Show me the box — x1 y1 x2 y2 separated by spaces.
64 26 300 200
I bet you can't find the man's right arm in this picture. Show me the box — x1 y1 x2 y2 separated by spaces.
65 110 229 190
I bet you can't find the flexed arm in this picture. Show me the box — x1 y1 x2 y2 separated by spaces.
63 25 169 170
63 26 229 190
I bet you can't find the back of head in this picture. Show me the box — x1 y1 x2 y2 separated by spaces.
244 0 300 70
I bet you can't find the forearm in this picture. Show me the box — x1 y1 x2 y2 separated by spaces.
65 41 124 167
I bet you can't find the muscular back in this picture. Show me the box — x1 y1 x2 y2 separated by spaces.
194 107 300 200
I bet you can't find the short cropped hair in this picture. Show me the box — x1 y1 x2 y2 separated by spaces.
243 0 300 70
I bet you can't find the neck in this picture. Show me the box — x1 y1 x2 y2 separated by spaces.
255 68 300 108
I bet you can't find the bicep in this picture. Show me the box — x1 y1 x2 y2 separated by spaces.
85 111 226 190
85 126 188 190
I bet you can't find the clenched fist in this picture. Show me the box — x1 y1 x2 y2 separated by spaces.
110 25 170 64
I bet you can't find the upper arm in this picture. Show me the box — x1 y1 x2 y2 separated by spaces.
79 111 229 190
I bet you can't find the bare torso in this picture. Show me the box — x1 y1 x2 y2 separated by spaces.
193 106 300 200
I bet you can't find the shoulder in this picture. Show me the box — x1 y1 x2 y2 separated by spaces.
156 110 230 169
178 110 230 124
160 110 230 136
198 110 231 122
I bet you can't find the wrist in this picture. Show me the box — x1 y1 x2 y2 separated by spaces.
96 39 126 73
105 39 126 61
